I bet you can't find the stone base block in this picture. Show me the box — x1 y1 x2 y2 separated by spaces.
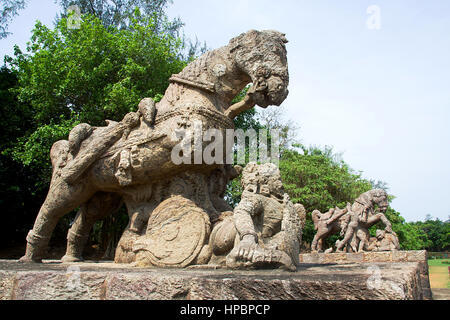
0 259 428 300
299 250 432 300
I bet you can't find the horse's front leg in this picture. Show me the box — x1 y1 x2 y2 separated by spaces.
20 179 96 263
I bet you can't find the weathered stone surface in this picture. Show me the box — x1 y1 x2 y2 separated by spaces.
0 271 14 300
407 250 427 262
300 250 428 264
298 251 432 300
13 271 107 300
432 288 450 300
364 251 392 262
321 253 347 264
346 252 364 263
299 253 319 263
392 250 408 262
105 273 190 300
0 260 428 300
20 30 290 272
218 163 304 271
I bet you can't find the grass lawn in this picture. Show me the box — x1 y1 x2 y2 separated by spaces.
428 259 450 289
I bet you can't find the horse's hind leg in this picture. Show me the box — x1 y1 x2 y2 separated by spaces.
20 180 95 263
62 192 123 262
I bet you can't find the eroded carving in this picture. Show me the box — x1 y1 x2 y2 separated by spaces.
311 189 397 253
208 163 305 271
20 30 290 271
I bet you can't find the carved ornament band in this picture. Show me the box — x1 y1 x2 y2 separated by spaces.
169 75 215 93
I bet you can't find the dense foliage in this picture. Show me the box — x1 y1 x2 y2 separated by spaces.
410 217 450 252
0 3 191 252
56 0 181 31
5 10 187 184
0 0 28 39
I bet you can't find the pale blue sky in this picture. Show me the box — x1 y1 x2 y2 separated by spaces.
1 1 449 222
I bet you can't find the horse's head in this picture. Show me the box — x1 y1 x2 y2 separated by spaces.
229 30 289 108
371 189 389 213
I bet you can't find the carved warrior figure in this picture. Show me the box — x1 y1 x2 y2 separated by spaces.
209 163 305 271
311 204 351 252
368 229 400 252
311 189 395 253
20 30 290 266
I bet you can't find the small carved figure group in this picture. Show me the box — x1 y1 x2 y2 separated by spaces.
311 189 400 253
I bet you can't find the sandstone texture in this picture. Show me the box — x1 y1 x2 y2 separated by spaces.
299 250 432 300
21 30 292 273
0 259 428 300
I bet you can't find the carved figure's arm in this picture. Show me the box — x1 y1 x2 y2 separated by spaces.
326 207 348 226
233 192 263 243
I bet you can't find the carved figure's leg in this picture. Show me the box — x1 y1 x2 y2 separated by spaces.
311 233 320 252
336 219 358 251
358 235 367 252
318 239 325 251
62 192 122 262
312 229 328 252
20 180 94 263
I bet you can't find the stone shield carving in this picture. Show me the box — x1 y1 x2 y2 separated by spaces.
133 196 210 267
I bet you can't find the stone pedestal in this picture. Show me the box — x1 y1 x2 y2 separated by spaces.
299 250 432 300
0 258 429 300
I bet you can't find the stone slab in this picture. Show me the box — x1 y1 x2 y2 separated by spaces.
0 259 428 300
298 250 432 300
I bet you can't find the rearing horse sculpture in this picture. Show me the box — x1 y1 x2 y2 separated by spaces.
311 189 393 253
20 30 290 265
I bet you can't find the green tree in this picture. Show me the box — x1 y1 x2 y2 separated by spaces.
0 0 28 39
6 11 187 183
279 145 374 247
0 66 47 251
56 0 181 31
411 218 450 252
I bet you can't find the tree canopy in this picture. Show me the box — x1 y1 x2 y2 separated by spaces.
5 10 188 185
56 0 181 31
0 0 28 39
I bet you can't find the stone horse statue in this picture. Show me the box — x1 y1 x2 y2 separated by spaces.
311 189 393 253
20 30 289 265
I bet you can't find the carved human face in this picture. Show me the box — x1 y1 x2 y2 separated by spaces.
266 175 284 199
